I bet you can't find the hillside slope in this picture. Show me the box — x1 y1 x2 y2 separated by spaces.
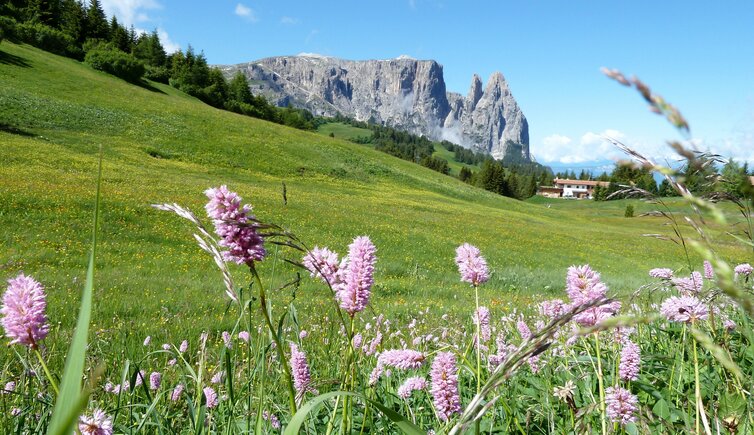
0 43 743 338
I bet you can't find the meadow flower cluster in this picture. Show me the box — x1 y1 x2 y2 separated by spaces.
1 184 753 434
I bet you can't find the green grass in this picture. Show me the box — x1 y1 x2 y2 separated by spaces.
316 122 372 141
432 143 480 176
0 41 749 349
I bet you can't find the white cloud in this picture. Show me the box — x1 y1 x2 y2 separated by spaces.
280 16 299 25
158 29 180 54
535 130 630 164
101 0 161 26
235 3 258 21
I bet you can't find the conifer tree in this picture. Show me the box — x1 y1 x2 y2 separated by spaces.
85 0 109 40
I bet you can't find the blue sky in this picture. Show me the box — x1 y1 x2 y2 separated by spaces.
101 0 754 169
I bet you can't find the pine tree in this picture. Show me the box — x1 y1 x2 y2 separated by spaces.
60 0 86 43
109 16 131 52
228 71 253 104
85 0 109 40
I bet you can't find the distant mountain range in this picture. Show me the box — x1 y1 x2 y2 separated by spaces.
219 54 530 162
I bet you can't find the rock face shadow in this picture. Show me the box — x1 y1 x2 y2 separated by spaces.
0 49 31 67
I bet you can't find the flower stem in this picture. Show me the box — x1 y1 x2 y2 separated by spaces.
474 285 481 435
693 335 701 434
249 262 298 414
594 333 607 435
34 349 59 396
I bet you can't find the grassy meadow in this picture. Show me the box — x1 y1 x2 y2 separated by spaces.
0 41 748 347
2 41 754 433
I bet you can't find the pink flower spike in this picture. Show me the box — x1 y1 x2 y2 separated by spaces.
1 274 49 349
430 352 461 421
455 243 489 286
337 236 377 316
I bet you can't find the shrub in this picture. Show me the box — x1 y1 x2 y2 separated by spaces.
16 22 78 58
0 16 18 42
85 44 145 83
144 65 170 84
624 204 634 217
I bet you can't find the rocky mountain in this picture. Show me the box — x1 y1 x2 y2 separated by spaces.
219 54 529 161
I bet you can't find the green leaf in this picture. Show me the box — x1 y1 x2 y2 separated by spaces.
283 391 424 435
47 147 103 435
653 399 670 420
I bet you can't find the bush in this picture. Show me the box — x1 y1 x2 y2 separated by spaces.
144 65 170 84
624 204 635 218
85 45 145 83
16 22 78 58
0 16 18 42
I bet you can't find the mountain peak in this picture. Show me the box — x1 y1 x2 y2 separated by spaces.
221 56 529 160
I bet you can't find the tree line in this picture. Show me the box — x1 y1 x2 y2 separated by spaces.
555 159 754 201
2 1 555 201
0 0 317 130
331 115 552 200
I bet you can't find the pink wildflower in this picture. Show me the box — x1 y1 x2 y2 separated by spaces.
179 340 188 353
539 299 567 319
619 340 641 381
397 376 427 399
475 306 491 343
378 349 425 370
735 263 753 277
302 247 344 287
703 261 714 279
352 333 363 350
605 387 638 426
171 384 184 401
143 336 151 346
78 409 113 435
455 243 489 286
211 371 225 385
299 330 308 339
290 343 312 397
205 185 266 265
649 268 673 279
149 372 161 390
337 236 377 316
430 352 461 422
1 274 49 349
517 318 532 341
222 331 232 348
660 296 709 323
238 331 250 343
672 271 703 295
566 265 607 305
203 386 218 408
263 411 281 429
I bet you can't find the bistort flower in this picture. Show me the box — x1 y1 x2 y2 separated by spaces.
430 352 461 422
1 274 49 349
619 340 641 381
290 343 312 397
605 387 638 426
397 376 427 399
205 185 266 265
455 243 489 286
79 409 114 435
660 295 708 323
337 236 376 315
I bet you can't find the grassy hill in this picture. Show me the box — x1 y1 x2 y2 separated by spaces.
0 42 747 344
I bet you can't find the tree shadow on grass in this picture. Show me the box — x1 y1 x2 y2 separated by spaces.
0 123 35 137
0 49 31 67
136 80 166 94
